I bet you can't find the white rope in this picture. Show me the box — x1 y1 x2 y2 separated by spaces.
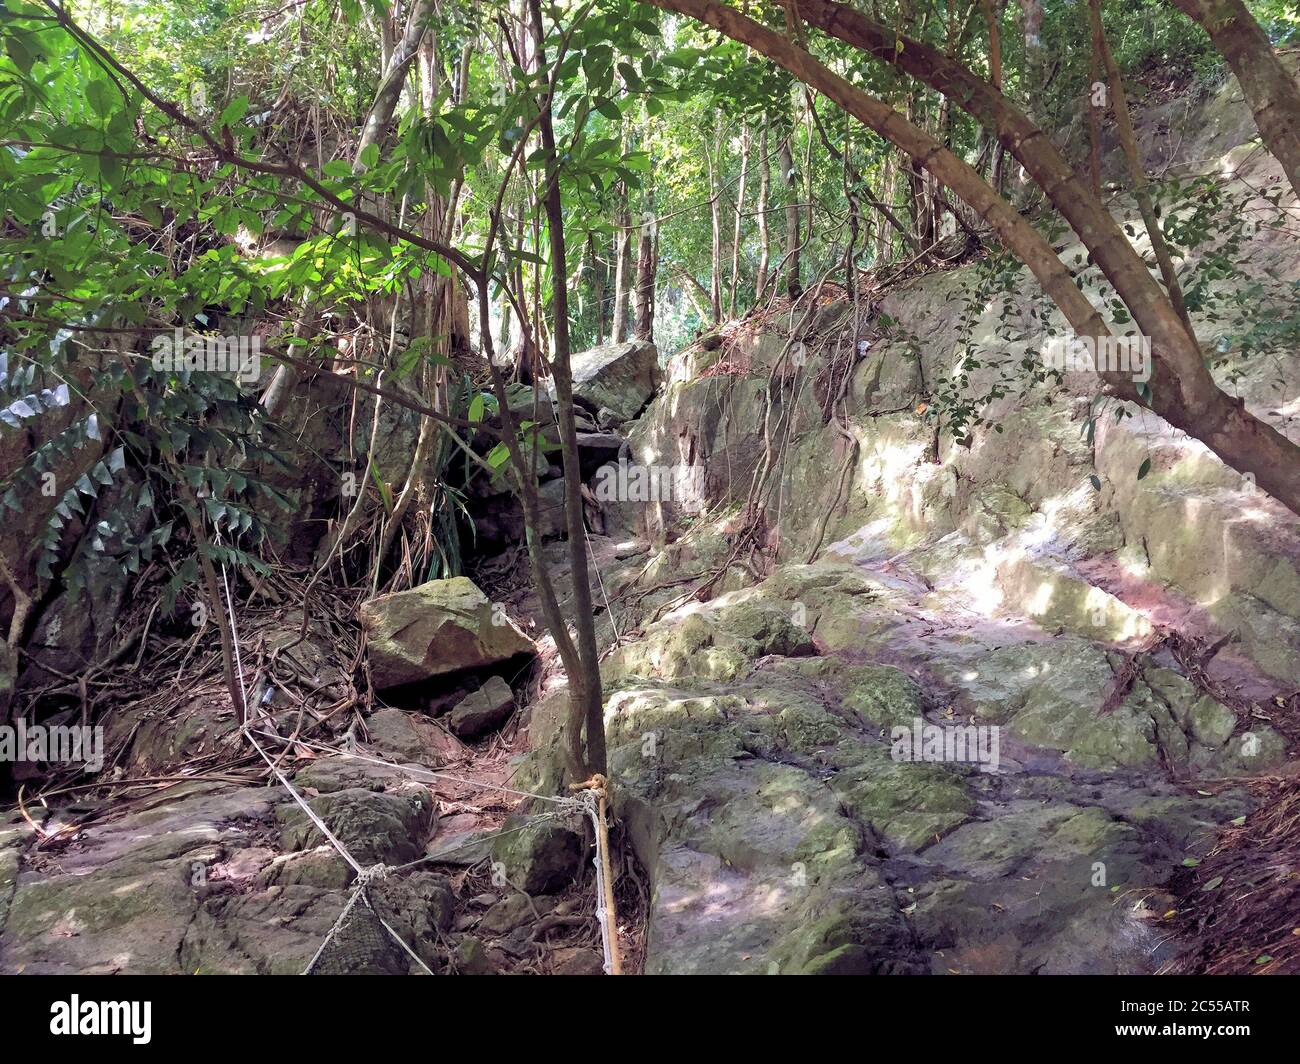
583 521 623 647
574 789 616 975
212 536 613 975
216 548 432 974
246 727 578 807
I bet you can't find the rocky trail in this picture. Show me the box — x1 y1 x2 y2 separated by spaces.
4 59 1300 978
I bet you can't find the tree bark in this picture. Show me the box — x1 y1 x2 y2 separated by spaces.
708 115 724 321
788 4 1223 405
261 0 435 420
1169 0 1300 198
611 182 632 342
729 121 750 317
1087 0 1196 340
634 181 657 341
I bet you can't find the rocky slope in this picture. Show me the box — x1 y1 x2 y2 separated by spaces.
513 70 1300 974
2 70 1298 975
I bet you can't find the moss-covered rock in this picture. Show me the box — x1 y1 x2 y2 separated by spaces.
359 576 534 689
489 817 584 895
831 745 975 852
278 786 435 866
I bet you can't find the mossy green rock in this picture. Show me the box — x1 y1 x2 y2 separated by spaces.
490 817 584 894
359 577 534 689
279 786 434 866
603 600 815 685
832 745 975 852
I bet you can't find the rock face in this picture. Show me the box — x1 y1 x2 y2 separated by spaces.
359 577 534 689
448 676 516 739
548 339 659 422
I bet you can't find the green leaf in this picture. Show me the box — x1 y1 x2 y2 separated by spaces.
4 35 34 74
1137 458 1151 480
86 79 116 118
368 458 393 514
219 95 250 128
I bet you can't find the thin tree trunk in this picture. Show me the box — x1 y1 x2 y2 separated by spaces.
1086 29 1104 199
634 179 657 341
589 233 607 344
778 130 801 297
1087 0 1196 341
261 0 434 419
979 0 1007 192
611 179 631 342
708 115 724 321
729 122 749 317
755 118 771 300
526 0 606 776
875 154 894 263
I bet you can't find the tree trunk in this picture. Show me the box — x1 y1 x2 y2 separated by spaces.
1087 0 1196 339
755 118 771 301
526 0 607 776
791 4 1223 398
611 183 631 342
1170 0 1300 198
778 130 801 297
707 115 724 321
261 0 434 419
729 121 749 317
634 178 657 341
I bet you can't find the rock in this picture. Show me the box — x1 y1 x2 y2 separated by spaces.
257 848 354 890
359 577 534 689
424 828 495 867
0 784 287 974
490 817 584 894
603 598 816 685
454 936 496 974
278 786 435 866
548 339 660 421
831 745 975 853
0 847 19 936
479 893 552 935
364 706 462 766
796 944 879 975
552 946 605 975
536 477 568 538
501 383 553 419
575 431 626 472
448 676 516 739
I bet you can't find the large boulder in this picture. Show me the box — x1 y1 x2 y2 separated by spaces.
359 577 534 689
548 339 660 422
